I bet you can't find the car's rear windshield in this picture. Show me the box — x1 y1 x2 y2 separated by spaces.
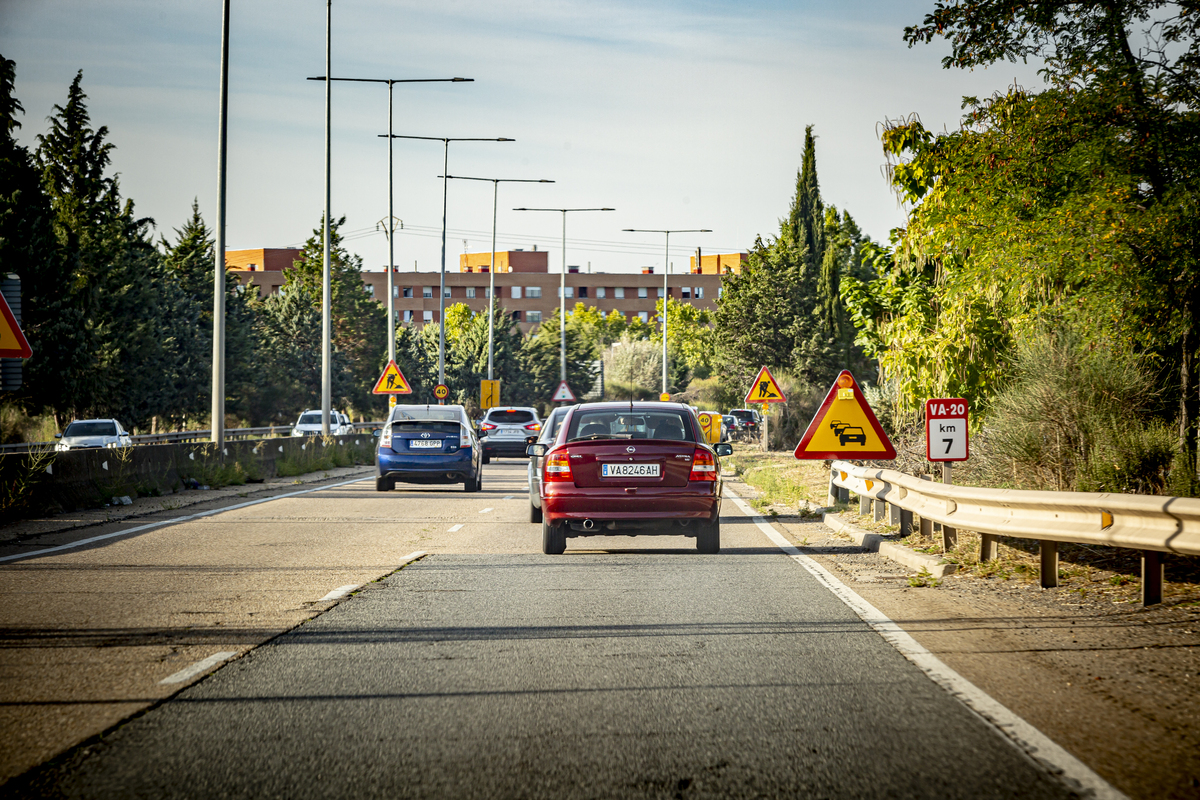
64 422 117 437
487 410 535 424
566 410 694 442
392 420 461 435
392 407 461 423
298 413 322 425
730 410 755 420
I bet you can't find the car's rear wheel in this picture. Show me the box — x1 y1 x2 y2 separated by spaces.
482 453 491 464
696 516 720 554
375 477 393 492
530 500 543 523
464 472 479 493
476 470 483 492
542 518 565 554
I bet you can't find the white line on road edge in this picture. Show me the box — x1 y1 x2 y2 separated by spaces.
448 524 464 532
318 584 360 602
503 495 514 500
159 651 238 685
0 477 372 565
724 487 1128 800
479 507 493 514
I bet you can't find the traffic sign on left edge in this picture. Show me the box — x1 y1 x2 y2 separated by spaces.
0 291 31 358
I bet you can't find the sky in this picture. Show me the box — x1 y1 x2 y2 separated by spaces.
1 0 1043 275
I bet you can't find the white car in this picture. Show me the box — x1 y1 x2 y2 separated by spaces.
479 406 542 463
292 410 353 437
55 419 133 451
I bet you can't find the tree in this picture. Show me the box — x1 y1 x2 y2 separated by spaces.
521 309 595 410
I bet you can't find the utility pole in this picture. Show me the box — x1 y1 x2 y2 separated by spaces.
210 0 229 445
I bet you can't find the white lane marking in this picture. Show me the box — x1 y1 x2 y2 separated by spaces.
319 584 359 602
723 488 1128 800
160 651 238 685
448 524 464 532
479 507 493 514
503 495 514 501
0 477 372 565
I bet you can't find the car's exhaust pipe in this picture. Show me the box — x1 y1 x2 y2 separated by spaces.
582 518 595 530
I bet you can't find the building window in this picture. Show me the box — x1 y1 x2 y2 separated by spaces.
423 286 433 298
614 287 625 299
638 311 649 322
718 286 723 299
526 310 542 323
364 283 375 296
444 286 451 298
511 310 522 322
422 310 433 322
578 286 588 298
558 287 574 298
526 286 542 298
403 310 413 323
596 287 606 299
403 287 412 298
638 287 648 299
511 286 522 299
657 287 665 298
484 287 491 298
682 287 692 299
392 286 399 298
695 286 704 299
466 287 476 299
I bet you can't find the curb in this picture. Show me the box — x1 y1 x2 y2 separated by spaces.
822 513 958 579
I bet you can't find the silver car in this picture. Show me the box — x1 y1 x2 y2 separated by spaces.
526 406 571 523
55 419 132 451
479 406 542 463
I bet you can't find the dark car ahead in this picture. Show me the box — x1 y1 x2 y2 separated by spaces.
529 402 732 555
375 404 482 492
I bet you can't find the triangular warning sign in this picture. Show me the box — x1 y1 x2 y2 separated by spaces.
551 380 576 402
372 360 413 395
745 365 786 404
794 370 895 460
0 291 31 358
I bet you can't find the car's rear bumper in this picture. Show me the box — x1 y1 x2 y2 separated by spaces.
377 449 474 483
543 483 720 531
484 438 530 456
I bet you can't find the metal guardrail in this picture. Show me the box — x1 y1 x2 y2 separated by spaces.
829 460 1200 606
0 421 385 455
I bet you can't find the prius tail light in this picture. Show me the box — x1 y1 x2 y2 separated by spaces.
545 450 573 482
689 447 717 481
380 425 393 448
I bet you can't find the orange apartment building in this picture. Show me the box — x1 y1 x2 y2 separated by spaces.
226 248 745 333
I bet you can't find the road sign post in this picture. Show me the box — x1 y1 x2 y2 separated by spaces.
926 398 968 550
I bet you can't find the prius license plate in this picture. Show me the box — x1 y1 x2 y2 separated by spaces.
602 463 659 478
409 439 442 449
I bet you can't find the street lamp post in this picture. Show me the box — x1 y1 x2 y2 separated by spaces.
382 136 513 388
441 176 553 380
304 77 472 368
513 208 615 384
211 0 229 445
622 228 711 396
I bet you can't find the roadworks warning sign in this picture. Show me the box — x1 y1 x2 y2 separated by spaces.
372 360 413 395
793 370 895 460
744 365 786 404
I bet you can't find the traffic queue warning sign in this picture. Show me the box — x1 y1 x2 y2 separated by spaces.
793 370 895 460
926 398 969 461
744 365 786 404
0 291 31 359
371 360 412 394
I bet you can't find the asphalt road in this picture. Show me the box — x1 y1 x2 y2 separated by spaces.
6 461 1086 799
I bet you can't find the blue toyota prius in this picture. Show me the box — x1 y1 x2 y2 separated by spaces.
375 404 483 492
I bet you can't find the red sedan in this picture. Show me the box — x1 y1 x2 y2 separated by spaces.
527 402 733 555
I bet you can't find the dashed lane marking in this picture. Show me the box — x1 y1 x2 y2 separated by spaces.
448 524 464 532
503 495 514 500
318 584 359 602
479 508 493 514
160 651 238 685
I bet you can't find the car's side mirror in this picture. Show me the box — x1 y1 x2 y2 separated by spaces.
714 443 733 457
54 433 62 439
527 443 548 457
478 428 488 437
372 428 382 438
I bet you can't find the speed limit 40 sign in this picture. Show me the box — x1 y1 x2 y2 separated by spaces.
926 398 968 461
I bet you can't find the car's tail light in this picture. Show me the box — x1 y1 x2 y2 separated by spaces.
545 450 573 482
689 447 717 481
524 422 541 431
380 425 393 448
481 423 498 431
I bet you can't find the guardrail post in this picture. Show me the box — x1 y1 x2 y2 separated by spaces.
827 469 838 507
873 499 885 523
941 462 957 551
1141 551 1164 606
979 534 998 562
858 494 870 514
837 485 849 503
918 475 933 539
888 502 900 526
1039 541 1059 588
899 507 913 538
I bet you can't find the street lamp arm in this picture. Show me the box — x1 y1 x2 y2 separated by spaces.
307 77 473 83
383 135 514 142
442 176 554 183
514 208 614 212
